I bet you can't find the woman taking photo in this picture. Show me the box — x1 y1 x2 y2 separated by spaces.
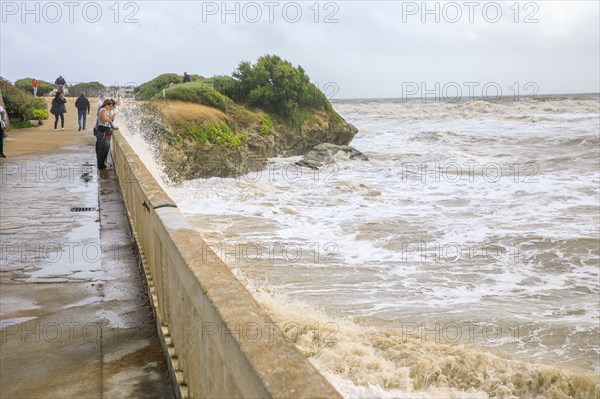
94 99 117 170
51 91 67 130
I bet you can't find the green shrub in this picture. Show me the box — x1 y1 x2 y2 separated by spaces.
233 55 330 117
14 78 54 96
0 78 44 121
135 73 183 100
183 121 246 149
258 114 273 135
27 97 46 110
189 74 205 82
163 81 233 112
289 109 318 129
10 121 35 129
69 81 105 97
33 109 49 120
203 75 241 101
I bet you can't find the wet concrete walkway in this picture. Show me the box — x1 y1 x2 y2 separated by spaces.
0 100 174 398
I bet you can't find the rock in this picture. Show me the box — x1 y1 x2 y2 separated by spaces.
273 114 359 156
296 143 368 169
135 102 360 181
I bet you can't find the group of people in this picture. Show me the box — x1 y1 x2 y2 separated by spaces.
0 74 119 167
4 72 201 168
24 75 117 169
50 91 91 131
50 91 117 169
30 75 66 97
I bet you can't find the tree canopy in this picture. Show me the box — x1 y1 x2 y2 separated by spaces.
233 54 327 117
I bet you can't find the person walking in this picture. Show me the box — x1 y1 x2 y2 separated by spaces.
32 78 38 96
55 75 66 92
51 91 67 130
94 99 117 170
183 72 191 83
75 92 90 131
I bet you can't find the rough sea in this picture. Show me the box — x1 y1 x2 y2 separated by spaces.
123 95 600 398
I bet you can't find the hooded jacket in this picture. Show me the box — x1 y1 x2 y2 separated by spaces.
51 97 67 115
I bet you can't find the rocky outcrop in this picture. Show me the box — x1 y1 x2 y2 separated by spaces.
296 143 369 170
273 114 358 157
129 102 359 181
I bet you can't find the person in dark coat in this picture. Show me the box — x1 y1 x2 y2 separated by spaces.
55 75 66 92
183 72 190 83
0 118 6 158
75 92 91 131
51 91 67 130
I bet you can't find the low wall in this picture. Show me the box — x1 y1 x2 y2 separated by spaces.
111 131 342 399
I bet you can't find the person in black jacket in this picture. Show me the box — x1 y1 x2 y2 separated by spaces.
75 93 91 131
51 91 67 130
55 75 66 92
183 72 190 83
0 118 6 158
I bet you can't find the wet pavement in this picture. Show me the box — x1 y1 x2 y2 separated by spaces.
0 109 174 398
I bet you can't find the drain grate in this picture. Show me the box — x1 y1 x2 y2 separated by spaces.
71 207 97 212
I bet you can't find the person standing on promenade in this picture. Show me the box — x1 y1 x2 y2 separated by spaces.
55 75 66 92
94 99 116 170
75 92 90 131
0 118 6 158
183 72 190 83
32 78 38 96
51 91 67 130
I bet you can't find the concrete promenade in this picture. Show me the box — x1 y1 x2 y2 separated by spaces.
0 99 174 398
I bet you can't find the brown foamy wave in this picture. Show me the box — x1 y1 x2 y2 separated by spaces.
236 273 599 399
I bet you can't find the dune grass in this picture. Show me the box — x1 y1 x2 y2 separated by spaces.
157 100 227 125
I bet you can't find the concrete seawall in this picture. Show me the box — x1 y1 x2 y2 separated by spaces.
111 131 342 398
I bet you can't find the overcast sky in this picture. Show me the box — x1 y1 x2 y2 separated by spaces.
1 1 598 98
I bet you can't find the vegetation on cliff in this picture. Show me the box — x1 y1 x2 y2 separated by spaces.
132 55 357 181
69 81 105 97
0 78 48 123
15 78 54 97
233 54 341 122
163 81 233 112
135 73 205 100
14 78 105 97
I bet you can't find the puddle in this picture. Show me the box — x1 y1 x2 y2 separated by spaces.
102 309 131 329
28 221 102 282
0 296 41 316
66 295 102 309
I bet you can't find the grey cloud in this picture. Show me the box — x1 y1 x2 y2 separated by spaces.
1 0 598 97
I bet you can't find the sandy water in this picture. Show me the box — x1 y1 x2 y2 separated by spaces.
122 96 600 398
